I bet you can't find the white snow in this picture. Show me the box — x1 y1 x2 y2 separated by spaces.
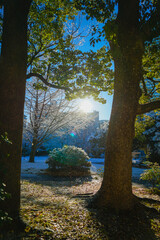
21 156 48 174
21 156 147 179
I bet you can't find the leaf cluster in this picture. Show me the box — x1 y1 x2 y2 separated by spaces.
27 0 114 101
133 115 155 150
28 0 77 66
140 161 160 188
75 0 116 23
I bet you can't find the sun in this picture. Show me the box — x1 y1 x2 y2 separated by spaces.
79 99 93 113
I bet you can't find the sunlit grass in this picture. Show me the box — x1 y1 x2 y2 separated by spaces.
20 180 108 239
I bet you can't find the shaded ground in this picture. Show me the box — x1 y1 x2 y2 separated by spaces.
1 174 159 240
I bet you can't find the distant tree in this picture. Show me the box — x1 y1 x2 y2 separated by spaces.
48 111 98 151
24 80 78 162
88 121 108 157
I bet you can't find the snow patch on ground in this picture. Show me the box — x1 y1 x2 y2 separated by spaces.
21 156 48 174
21 156 146 179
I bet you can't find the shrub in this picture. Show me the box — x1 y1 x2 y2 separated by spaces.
46 145 91 172
140 161 160 189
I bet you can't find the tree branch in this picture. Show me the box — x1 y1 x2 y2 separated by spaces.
26 72 70 91
141 78 148 96
137 100 160 115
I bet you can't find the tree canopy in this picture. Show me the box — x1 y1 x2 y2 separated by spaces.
24 0 114 103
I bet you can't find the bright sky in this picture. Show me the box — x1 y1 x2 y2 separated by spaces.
74 17 113 120
78 94 112 120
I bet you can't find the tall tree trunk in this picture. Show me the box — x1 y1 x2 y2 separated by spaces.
0 0 31 221
29 140 37 163
92 0 144 210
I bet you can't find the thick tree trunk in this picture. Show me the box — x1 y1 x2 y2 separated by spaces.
0 0 31 221
94 78 141 210
29 141 37 163
92 0 144 210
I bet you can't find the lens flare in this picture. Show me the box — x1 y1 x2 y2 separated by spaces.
70 131 76 137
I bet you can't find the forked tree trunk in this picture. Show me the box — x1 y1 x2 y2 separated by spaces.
92 0 144 210
0 0 31 220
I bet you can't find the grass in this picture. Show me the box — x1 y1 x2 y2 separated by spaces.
0 176 160 239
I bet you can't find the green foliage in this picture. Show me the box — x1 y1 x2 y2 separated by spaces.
0 183 12 228
143 37 160 80
75 0 115 23
140 161 160 189
0 132 12 145
140 36 160 102
133 115 155 150
46 145 91 170
97 167 104 178
27 0 114 102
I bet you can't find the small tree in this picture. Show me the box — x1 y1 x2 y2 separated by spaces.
24 80 79 162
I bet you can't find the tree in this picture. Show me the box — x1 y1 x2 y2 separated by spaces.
0 0 32 224
24 80 83 163
75 0 160 210
26 0 113 102
88 121 108 157
0 0 114 224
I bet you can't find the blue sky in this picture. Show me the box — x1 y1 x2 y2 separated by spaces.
72 17 113 120
91 93 113 120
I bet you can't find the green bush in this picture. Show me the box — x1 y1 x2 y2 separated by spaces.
140 161 160 189
46 145 91 171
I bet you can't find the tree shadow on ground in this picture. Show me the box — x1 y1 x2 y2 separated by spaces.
85 196 159 240
132 177 152 188
21 173 94 187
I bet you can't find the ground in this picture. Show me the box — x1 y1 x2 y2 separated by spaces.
0 157 159 239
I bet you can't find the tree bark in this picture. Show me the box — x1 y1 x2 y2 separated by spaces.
29 140 37 163
0 0 31 220
91 0 144 211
